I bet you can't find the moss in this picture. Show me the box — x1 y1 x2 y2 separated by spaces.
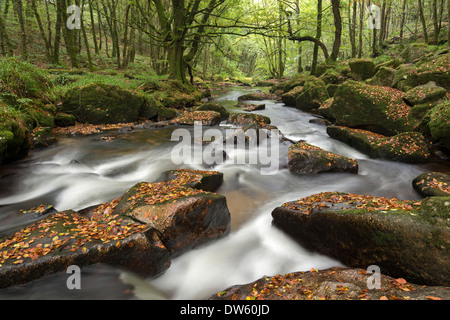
325 80 416 136
140 94 162 120
348 58 376 80
54 113 76 127
295 76 329 111
158 106 177 120
419 100 450 150
60 83 145 124
196 102 230 120
0 101 30 164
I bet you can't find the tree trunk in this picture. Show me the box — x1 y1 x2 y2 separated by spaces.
448 0 450 46
88 0 99 54
13 0 27 60
330 0 342 61
311 0 323 75
432 0 439 43
418 0 429 43
31 0 52 63
399 0 407 42
0 8 12 56
358 0 365 57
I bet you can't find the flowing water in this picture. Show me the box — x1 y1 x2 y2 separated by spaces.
0 86 438 300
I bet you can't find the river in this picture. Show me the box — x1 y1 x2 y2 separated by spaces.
0 86 434 300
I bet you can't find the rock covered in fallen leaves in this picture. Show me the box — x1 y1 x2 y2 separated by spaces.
158 169 224 192
110 169 230 257
418 100 450 152
195 102 230 120
413 172 450 197
392 53 450 91
0 169 230 288
227 113 272 129
0 209 171 288
211 267 450 300
403 81 447 106
288 141 358 175
327 126 430 163
271 192 450 286
319 80 417 136
168 111 222 126
30 127 57 150
237 92 278 101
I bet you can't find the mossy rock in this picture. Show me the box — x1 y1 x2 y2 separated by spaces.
327 126 430 163
270 73 307 94
281 86 303 107
30 127 57 149
295 76 329 111
393 54 450 91
141 94 162 120
319 68 342 85
0 101 30 164
288 141 358 174
157 106 177 121
272 192 450 286
196 102 230 120
150 80 203 109
404 82 447 106
54 113 76 127
227 113 272 129
365 66 396 87
413 172 450 197
321 80 416 136
348 58 376 80
418 100 450 151
60 83 145 125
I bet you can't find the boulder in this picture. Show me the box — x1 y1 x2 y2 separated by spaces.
196 102 230 120
271 192 450 286
54 112 76 127
281 86 303 107
393 54 450 91
413 172 450 197
60 83 145 125
270 73 307 94
0 169 230 288
0 209 171 288
288 141 358 175
348 58 376 80
237 92 278 101
227 113 272 129
327 126 430 163
30 127 57 150
403 82 447 106
211 267 450 300
365 67 396 87
418 100 450 151
319 80 417 136
169 111 222 126
295 76 329 111
110 170 230 257
0 101 30 165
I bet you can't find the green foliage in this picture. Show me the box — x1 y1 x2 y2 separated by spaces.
0 57 51 101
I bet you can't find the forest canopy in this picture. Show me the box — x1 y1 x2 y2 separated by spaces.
0 0 449 83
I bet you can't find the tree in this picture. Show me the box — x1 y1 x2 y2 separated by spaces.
418 0 428 43
330 0 342 61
